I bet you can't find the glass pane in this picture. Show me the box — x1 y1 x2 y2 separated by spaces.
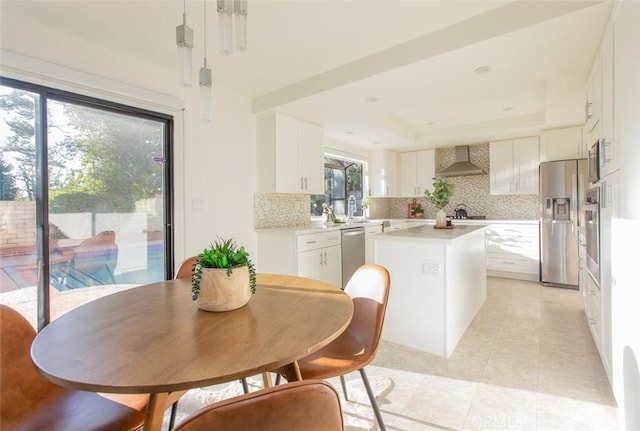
0 85 39 328
311 157 365 217
47 101 167 319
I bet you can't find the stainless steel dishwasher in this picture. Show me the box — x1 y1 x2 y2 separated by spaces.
341 226 365 289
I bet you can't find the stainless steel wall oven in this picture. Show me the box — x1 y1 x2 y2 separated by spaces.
588 139 602 184
584 186 600 288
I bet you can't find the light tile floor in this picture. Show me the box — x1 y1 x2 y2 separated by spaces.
366 277 621 431
166 277 622 430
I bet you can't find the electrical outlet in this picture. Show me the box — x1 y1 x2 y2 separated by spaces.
423 263 440 275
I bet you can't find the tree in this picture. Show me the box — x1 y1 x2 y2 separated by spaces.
62 104 164 212
0 89 37 200
0 155 18 200
0 88 77 200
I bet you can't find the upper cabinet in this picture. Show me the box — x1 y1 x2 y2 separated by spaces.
490 137 539 195
398 149 435 197
584 53 602 135
256 111 324 194
539 126 585 162
369 148 398 197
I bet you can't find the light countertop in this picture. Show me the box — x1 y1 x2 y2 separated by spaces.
375 223 488 243
255 219 538 235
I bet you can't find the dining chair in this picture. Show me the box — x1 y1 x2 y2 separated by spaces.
54 230 119 289
0 304 148 431
172 380 343 431
275 263 391 431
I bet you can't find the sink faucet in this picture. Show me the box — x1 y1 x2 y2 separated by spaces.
347 195 356 223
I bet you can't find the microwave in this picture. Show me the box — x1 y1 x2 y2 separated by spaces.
588 139 602 184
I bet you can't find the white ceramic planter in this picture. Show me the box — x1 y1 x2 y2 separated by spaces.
195 266 251 312
435 210 447 227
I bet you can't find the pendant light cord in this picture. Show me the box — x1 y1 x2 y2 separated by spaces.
203 0 207 67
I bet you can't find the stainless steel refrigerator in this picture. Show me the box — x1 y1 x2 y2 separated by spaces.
539 159 588 287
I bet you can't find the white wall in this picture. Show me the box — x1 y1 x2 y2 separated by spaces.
0 9 257 266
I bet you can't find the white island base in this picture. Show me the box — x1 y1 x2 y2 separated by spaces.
374 224 487 358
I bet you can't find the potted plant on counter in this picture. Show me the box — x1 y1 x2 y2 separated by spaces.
191 237 257 312
424 176 456 227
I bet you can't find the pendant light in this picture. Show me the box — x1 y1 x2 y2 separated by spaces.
176 0 193 87
234 0 248 51
200 0 213 121
217 0 233 55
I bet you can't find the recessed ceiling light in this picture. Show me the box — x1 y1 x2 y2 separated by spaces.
364 97 378 103
372 141 380 145
474 65 491 74
345 131 354 135
503 106 514 112
426 121 435 126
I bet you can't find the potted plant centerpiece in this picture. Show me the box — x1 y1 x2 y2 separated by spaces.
424 176 456 227
191 237 257 312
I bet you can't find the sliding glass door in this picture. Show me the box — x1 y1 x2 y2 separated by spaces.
0 78 173 329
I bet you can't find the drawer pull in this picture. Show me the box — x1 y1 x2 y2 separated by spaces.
305 240 317 244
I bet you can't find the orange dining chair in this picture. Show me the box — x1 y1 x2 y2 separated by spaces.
65 230 118 288
172 380 343 431
275 263 391 431
0 304 148 431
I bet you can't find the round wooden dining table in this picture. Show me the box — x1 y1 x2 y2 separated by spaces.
31 273 353 431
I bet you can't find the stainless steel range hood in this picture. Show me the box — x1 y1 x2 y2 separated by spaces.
437 146 486 177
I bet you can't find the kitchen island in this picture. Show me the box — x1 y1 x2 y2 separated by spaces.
374 224 487 358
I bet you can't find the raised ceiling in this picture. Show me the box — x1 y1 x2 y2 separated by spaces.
1 0 612 150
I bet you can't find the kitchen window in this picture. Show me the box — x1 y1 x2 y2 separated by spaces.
311 156 364 217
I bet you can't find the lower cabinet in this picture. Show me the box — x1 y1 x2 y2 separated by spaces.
257 229 342 287
297 244 342 288
484 222 540 281
582 269 602 349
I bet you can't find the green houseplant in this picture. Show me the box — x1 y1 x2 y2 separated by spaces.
424 176 456 226
191 237 257 312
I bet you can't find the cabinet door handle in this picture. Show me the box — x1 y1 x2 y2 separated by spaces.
300 177 304 190
304 177 308 190
319 252 323 266
324 251 328 265
585 100 593 121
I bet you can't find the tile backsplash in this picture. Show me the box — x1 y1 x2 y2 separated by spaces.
254 193 312 228
370 143 539 220
256 143 539 228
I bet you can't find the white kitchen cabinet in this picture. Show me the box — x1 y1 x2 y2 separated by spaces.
369 148 398 197
597 169 621 379
583 267 602 350
485 222 539 281
364 223 383 264
539 126 585 162
489 137 539 195
399 149 435 197
298 244 342 287
256 111 324 194
256 229 342 287
585 53 602 134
